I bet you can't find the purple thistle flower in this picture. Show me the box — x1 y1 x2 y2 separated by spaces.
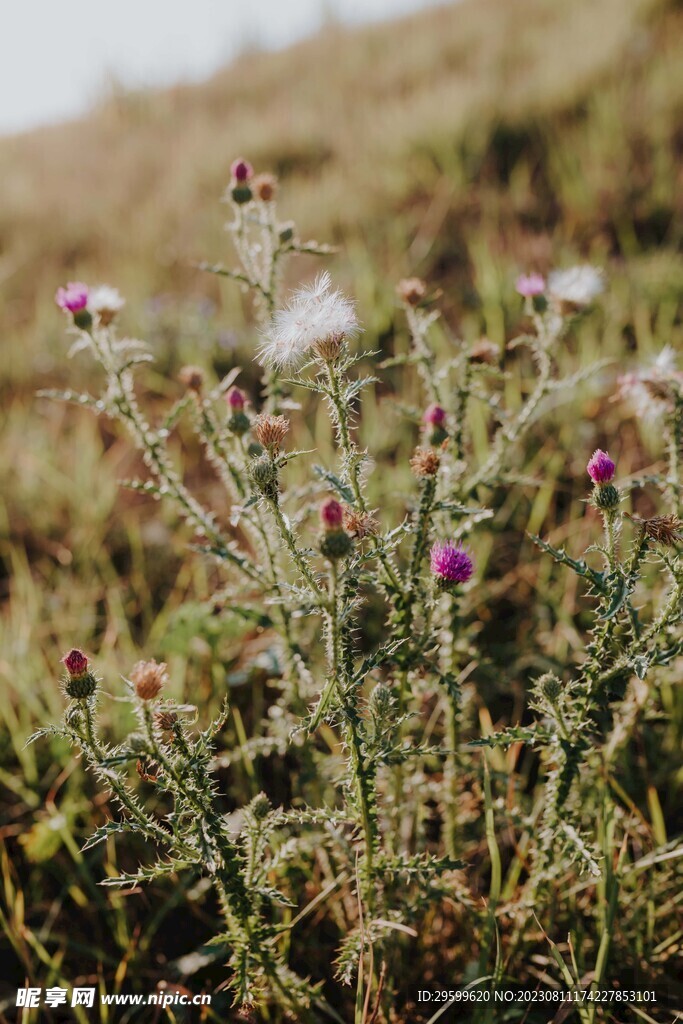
515 273 545 299
430 541 474 584
587 449 615 484
62 648 89 677
423 403 447 427
55 282 89 313
230 158 253 182
226 386 246 410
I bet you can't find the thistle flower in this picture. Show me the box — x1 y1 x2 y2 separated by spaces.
410 447 440 477
515 273 545 299
252 413 289 453
320 497 344 529
227 386 246 410
252 173 277 202
155 709 179 731
258 272 360 369
396 277 427 306
430 541 474 588
586 449 615 484
343 505 378 539
55 282 89 313
547 265 604 307
178 365 204 392
88 284 125 325
61 648 97 699
423 404 446 427
130 659 168 701
230 158 253 182
625 512 683 547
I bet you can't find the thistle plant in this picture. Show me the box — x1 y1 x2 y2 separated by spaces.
36 164 682 1018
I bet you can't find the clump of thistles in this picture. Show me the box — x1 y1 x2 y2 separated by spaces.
410 447 440 477
587 449 620 511
319 497 353 560
130 660 168 701
430 541 474 591
61 648 98 699
259 272 360 370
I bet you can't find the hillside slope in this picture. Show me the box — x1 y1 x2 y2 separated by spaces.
1 0 681 391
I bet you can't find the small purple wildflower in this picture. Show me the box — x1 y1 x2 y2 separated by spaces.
226 386 246 410
320 497 344 530
516 273 545 299
55 282 89 313
430 541 474 584
587 449 615 485
423 403 447 427
230 158 253 182
62 648 89 677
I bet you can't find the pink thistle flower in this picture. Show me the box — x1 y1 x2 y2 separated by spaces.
430 541 474 584
231 158 253 182
515 273 545 299
320 497 344 530
55 282 89 313
226 386 246 410
62 649 89 677
587 449 615 485
423 403 447 427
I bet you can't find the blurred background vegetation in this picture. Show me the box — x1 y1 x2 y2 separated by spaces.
1 0 682 1019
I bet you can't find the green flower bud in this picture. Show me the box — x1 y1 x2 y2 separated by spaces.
249 792 272 821
539 672 562 702
250 454 279 500
320 528 353 560
592 484 620 511
227 410 251 436
231 184 253 205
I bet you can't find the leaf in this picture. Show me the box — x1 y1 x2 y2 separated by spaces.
601 571 631 621
312 465 355 503
81 819 142 851
529 533 607 592
631 654 651 680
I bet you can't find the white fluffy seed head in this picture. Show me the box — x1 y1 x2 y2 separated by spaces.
548 265 604 306
258 272 360 369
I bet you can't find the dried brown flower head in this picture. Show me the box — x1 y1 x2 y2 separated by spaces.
155 709 178 731
626 512 683 547
252 413 290 453
342 505 379 539
130 659 168 701
312 332 344 364
469 337 499 365
410 446 440 477
253 173 278 202
396 277 427 306
178 365 204 393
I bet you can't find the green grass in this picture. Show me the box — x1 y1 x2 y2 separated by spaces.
1 0 683 1019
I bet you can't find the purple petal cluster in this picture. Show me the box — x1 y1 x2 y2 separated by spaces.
515 273 545 299
55 282 89 312
587 449 615 484
430 541 474 583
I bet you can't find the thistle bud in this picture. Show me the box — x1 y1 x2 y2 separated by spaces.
587 450 620 511
249 792 272 821
539 672 562 703
227 386 245 411
230 158 253 183
155 709 178 731
423 403 448 445
278 223 295 244
250 454 279 500
592 484 621 511
397 277 427 306
231 184 253 205
61 648 98 699
253 173 277 202
130 659 168 701
320 528 353 561
55 282 92 329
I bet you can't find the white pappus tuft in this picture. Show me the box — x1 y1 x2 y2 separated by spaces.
258 271 361 369
548 265 604 306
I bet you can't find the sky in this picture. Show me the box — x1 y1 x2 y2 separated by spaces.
0 0 438 134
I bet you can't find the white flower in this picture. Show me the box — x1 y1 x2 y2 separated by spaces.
88 284 125 323
258 272 360 369
548 265 604 306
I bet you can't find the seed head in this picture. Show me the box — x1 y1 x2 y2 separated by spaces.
320 497 344 530
88 284 125 326
548 265 604 307
230 158 253 182
130 659 168 701
587 449 615 485
430 541 474 589
396 277 427 306
625 512 683 547
252 173 277 201
252 413 289 453
342 506 378 539
259 272 360 370
410 447 440 477
515 273 545 299
178 365 204 393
